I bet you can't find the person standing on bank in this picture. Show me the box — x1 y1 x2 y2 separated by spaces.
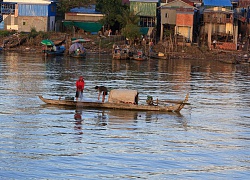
213 40 217 49
75 76 85 101
95 86 108 103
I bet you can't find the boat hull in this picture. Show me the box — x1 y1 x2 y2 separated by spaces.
38 94 189 112
150 54 168 60
70 53 86 58
133 55 147 61
43 50 65 56
112 47 129 60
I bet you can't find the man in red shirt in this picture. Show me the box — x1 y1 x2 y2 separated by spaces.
75 76 85 101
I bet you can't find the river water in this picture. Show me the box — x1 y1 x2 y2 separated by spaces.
0 52 249 179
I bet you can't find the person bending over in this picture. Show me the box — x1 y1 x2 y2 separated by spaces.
95 86 108 103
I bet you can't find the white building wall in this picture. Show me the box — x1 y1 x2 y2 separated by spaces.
3 0 52 4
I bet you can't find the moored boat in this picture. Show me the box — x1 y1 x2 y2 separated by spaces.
43 47 65 56
112 45 129 60
150 52 168 60
41 39 65 56
39 89 189 113
133 49 147 61
69 42 86 58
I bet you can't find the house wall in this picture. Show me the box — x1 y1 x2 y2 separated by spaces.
18 3 55 32
3 14 18 30
176 13 194 41
238 0 250 7
3 0 51 4
161 9 176 25
18 16 48 32
1 2 55 32
176 26 192 40
204 22 233 35
203 12 233 24
176 13 193 26
216 42 236 50
226 23 233 34
65 13 104 22
160 0 195 41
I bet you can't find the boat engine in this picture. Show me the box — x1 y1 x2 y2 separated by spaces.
146 96 154 105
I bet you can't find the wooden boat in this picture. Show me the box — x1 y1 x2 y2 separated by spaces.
112 47 129 60
70 51 86 58
112 50 121 59
42 40 65 56
150 52 168 60
39 89 189 113
133 50 147 61
3 33 28 48
133 54 147 61
69 42 86 58
43 48 65 56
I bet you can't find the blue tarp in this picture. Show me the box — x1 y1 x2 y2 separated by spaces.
203 0 232 7
69 43 85 54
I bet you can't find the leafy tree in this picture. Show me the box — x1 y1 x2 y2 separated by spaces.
96 0 127 29
121 24 141 45
116 9 140 29
57 0 96 14
117 9 141 44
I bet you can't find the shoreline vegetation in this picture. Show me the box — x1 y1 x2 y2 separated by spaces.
0 30 248 63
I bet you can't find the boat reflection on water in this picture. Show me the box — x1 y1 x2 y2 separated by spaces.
74 109 82 121
40 103 187 131
74 109 83 140
92 109 186 129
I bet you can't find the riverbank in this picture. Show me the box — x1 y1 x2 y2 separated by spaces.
0 31 248 63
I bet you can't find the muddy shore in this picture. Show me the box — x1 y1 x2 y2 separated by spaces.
0 32 247 63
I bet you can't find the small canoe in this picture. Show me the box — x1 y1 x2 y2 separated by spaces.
38 93 189 112
133 54 147 61
133 50 147 61
150 52 168 60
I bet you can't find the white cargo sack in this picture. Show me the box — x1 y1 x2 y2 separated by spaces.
108 89 138 104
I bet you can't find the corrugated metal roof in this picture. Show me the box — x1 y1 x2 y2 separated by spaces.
203 0 232 7
130 1 157 16
18 4 48 16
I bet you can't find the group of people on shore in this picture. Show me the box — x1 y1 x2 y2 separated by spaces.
75 76 108 102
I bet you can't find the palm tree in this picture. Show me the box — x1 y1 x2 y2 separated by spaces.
116 9 140 28
116 9 141 45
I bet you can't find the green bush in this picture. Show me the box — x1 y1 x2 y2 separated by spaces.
29 27 38 38
0 30 14 37
38 31 49 39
